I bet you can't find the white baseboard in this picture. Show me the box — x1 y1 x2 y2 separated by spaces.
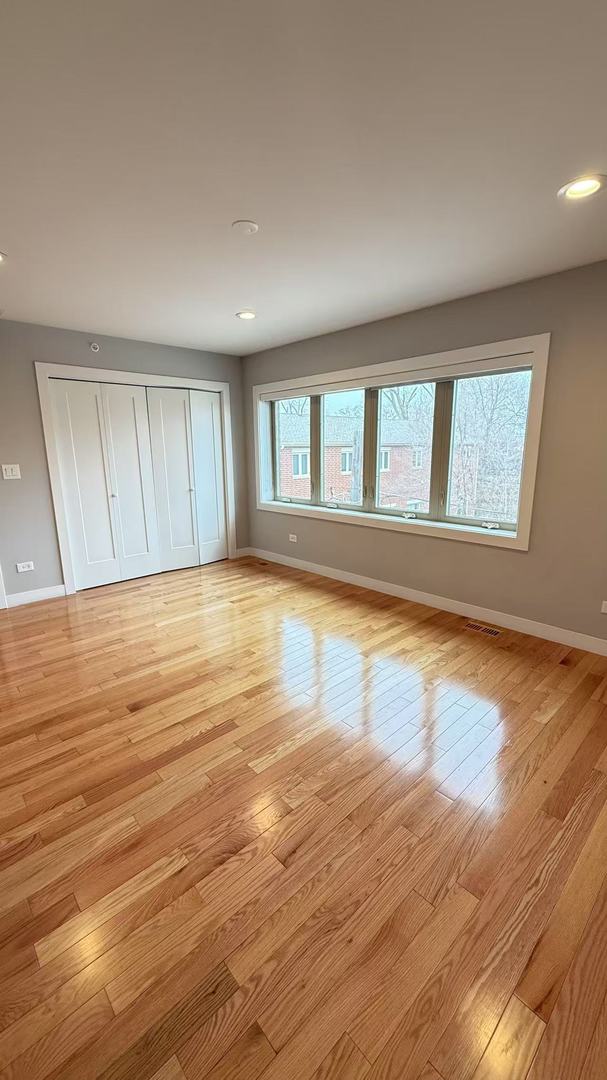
6 584 66 608
237 547 607 657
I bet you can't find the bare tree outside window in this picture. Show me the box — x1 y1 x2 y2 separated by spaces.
447 370 531 523
278 397 309 416
381 384 427 420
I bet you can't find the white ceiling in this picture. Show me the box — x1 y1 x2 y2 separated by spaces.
1 1 606 356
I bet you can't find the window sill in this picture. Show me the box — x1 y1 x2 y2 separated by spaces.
257 499 528 550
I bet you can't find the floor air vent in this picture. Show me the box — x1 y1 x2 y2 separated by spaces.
464 621 502 637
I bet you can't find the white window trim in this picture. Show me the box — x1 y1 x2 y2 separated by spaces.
379 449 390 472
253 333 550 552
412 448 423 469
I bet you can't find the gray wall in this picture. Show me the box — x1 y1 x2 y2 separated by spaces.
243 260 607 641
0 320 247 597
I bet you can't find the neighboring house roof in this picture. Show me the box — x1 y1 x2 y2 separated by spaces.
278 413 422 446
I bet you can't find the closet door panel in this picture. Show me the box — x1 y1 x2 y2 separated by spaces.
190 390 228 564
49 379 120 589
102 384 160 580
147 387 199 571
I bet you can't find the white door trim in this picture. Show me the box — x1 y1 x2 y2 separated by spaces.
36 362 238 595
0 561 7 610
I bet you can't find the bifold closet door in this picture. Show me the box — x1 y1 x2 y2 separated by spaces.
50 380 160 589
101 384 160 581
49 379 121 589
147 387 200 571
190 389 228 565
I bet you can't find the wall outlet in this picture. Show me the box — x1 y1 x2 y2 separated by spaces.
16 561 34 573
602 601 607 614
288 533 297 543
2 464 21 480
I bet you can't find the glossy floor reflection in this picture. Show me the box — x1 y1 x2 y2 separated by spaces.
0 556 606 1079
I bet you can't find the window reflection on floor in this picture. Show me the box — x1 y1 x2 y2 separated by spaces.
277 610 504 810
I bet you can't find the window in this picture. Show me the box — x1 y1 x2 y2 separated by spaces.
377 383 434 513
259 334 548 549
292 450 310 478
274 397 311 500
322 389 364 505
447 370 532 525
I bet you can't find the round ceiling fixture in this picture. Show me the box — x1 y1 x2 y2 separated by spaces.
0 251 7 263
558 175 606 200
231 220 259 235
235 310 256 320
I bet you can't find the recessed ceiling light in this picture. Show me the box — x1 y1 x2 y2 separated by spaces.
235 310 256 320
231 220 259 235
558 175 606 200
0 251 6 263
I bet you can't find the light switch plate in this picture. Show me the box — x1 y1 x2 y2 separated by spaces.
16 561 34 573
2 464 21 480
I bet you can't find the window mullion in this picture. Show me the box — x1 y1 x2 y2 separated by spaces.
310 395 321 504
362 388 378 511
428 381 454 521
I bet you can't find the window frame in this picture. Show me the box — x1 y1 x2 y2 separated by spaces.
319 388 366 511
255 334 549 551
379 448 390 472
340 449 353 474
291 449 310 479
442 370 532 531
271 397 313 505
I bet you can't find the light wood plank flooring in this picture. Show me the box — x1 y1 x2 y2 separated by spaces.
1 556 607 1079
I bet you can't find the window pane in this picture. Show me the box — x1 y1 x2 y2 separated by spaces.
376 383 435 513
322 389 364 504
447 369 532 524
275 397 311 499
292 450 310 478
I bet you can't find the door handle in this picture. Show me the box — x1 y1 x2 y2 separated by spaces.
188 487 195 493
110 493 118 498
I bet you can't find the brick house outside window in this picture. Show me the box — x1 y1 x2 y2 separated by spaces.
277 414 432 509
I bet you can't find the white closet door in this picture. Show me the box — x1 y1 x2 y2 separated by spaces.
147 387 199 571
101 384 160 581
49 379 121 589
190 390 228 564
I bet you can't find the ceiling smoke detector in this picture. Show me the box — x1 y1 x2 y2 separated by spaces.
231 220 259 235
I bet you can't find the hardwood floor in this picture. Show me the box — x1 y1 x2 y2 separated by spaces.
0 555 606 1079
